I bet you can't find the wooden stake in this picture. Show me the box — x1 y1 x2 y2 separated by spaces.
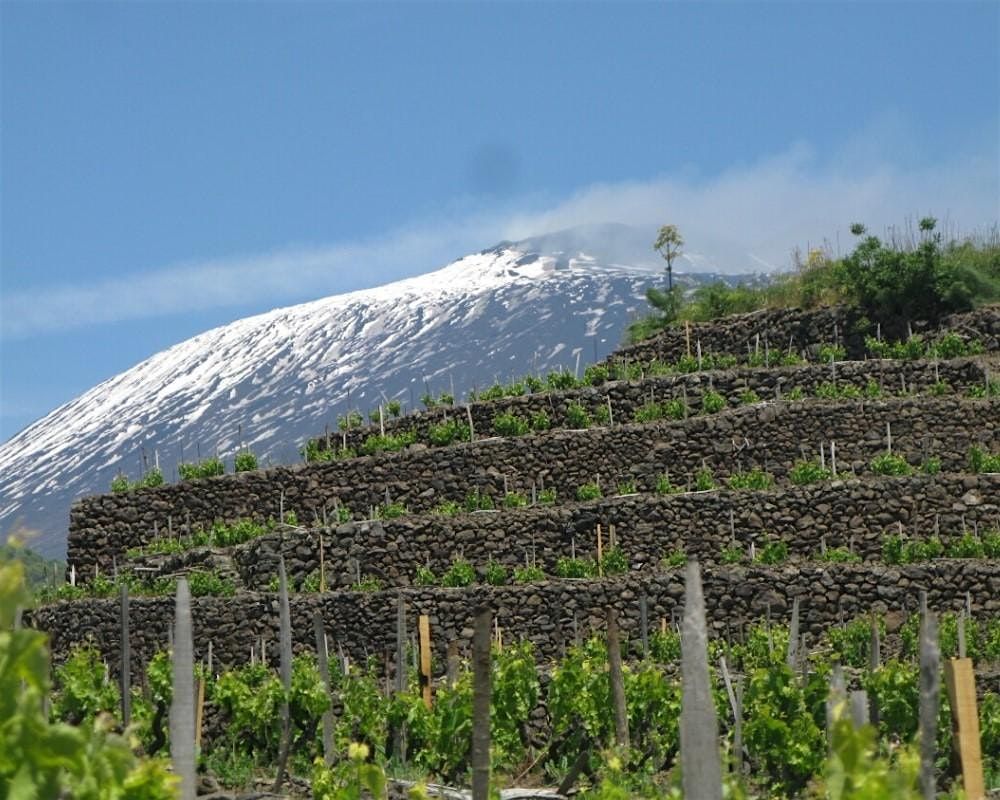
419 614 433 709
120 583 131 727
944 658 985 800
318 531 326 592
596 525 604 577
919 600 939 800
606 609 630 748
447 641 460 687
194 675 205 751
471 608 492 800
680 562 723 799
169 579 196 800
639 595 649 658
272 558 293 793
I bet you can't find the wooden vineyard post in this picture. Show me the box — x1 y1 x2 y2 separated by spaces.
680 561 723 800
419 614 433 709
119 583 131 727
944 658 985 800
169 578 196 800
318 530 326 593
870 615 882 726
596 525 604 577
471 607 492 800
394 594 408 763
606 609 630 748
194 670 206 751
918 597 940 800
786 597 800 670
272 558 293 793
313 612 335 766
639 595 649 658
447 641 460 687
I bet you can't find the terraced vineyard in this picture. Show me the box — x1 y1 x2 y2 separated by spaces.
28 304 1000 798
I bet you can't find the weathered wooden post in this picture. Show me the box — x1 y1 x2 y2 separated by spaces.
394 594 408 763
272 558 293 793
944 656 985 800
471 607 492 800
639 595 650 658
918 594 939 800
606 608 630 749
419 614 433 709
680 561 723 799
312 612 335 766
786 597 800 670
170 578 196 800
120 583 131 727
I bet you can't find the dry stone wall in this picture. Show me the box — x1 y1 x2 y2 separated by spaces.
310 356 995 456
607 304 999 367
220 473 1000 591
31 561 1000 677
68 396 1000 577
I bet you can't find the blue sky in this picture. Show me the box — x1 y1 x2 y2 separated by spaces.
2 1 998 441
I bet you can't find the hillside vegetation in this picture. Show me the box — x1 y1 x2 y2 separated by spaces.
630 219 1000 342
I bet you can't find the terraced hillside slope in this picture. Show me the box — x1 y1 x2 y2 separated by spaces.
27 303 1000 796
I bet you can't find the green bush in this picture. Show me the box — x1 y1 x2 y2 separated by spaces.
432 500 460 516
583 364 610 385
575 482 602 502
537 487 557 505
818 546 861 564
53 645 121 724
187 570 237 597
655 473 679 495
440 558 476 588
701 390 727 414
352 576 383 592
428 419 470 446
337 410 364 430
373 501 408 520
616 480 637 495
360 431 416 455
827 617 883 668
464 489 494 512
969 445 1000 473
503 491 528 508
660 549 686 568
414 565 436 586
179 456 225 480
566 402 592 429
870 452 912 476
234 450 258 472
483 560 508 586
111 467 165 493
740 389 760 405
693 467 715 491
727 467 774 491
492 412 529 437
599 547 629 576
756 539 788 565
530 410 551 431
512 565 545 583
789 459 832 485
720 545 744 564
546 371 580 391
555 557 597 579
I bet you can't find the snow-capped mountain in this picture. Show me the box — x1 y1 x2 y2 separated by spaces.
0 224 754 558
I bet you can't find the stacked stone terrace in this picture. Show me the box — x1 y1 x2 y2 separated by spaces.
34 305 1000 676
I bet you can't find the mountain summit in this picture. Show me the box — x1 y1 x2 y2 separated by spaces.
0 225 746 558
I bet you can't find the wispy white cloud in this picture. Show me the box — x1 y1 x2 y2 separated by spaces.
3 123 997 339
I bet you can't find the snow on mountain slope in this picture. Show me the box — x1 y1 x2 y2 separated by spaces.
0 225 750 558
